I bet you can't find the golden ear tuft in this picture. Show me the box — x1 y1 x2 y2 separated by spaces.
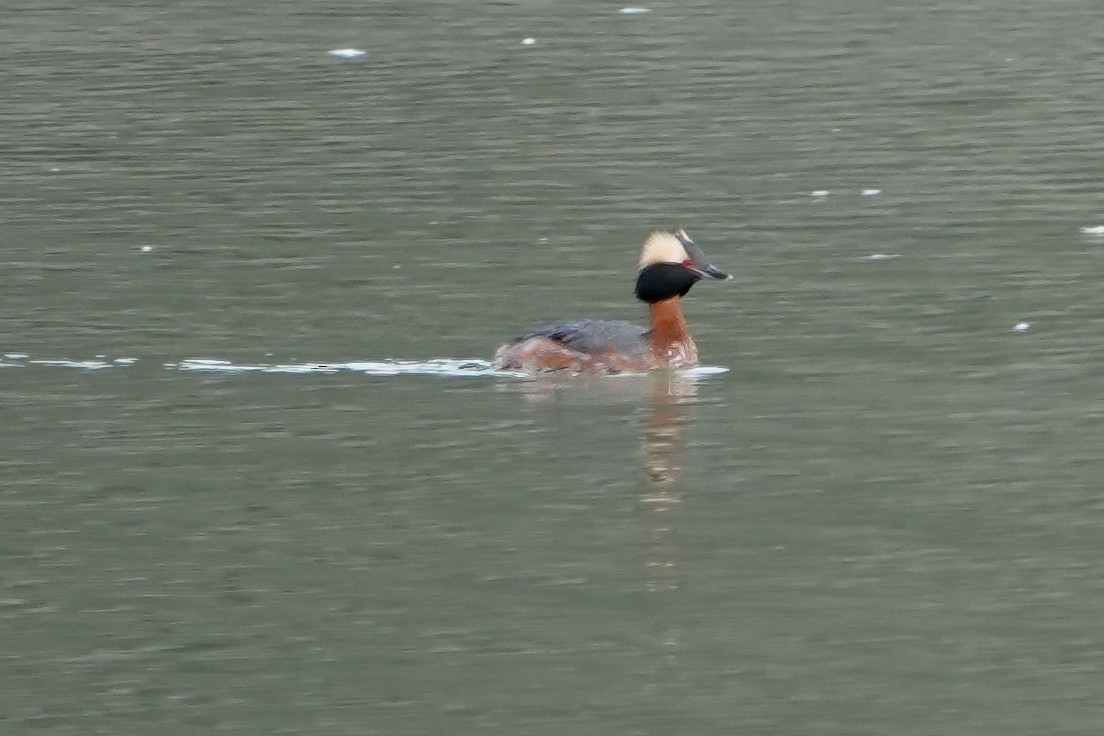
639 229 690 267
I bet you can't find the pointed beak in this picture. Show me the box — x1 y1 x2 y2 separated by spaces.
676 232 731 281
686 262 730 280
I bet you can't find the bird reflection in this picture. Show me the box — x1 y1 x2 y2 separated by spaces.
501 375 697 600
500 370 704 691
639 372 697 593
499 370 702 597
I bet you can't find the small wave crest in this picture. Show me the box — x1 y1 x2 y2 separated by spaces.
2 355 134 370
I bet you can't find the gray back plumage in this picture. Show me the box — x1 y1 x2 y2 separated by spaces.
509 319 649 357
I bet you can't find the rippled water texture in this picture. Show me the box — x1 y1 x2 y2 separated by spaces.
3 1 1104 734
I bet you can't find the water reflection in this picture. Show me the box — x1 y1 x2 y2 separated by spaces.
640 372 698 594
636 372 702 696
505 370 704 596
502 371 712 697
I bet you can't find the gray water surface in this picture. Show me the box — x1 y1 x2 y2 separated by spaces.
3 1 1104 734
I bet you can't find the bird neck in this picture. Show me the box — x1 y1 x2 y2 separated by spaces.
648 297 697 365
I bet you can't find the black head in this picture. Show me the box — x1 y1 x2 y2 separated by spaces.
634 229 729 304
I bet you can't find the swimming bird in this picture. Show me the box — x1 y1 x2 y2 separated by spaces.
493 229 729 373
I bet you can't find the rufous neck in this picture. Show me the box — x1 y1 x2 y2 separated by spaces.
649 297 692 349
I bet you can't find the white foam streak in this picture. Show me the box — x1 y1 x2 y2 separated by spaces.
1 354 729 381
170 358 506 377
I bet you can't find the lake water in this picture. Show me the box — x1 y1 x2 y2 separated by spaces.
3 1 1104 734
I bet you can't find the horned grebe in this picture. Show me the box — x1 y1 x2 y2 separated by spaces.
493 229 729 373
